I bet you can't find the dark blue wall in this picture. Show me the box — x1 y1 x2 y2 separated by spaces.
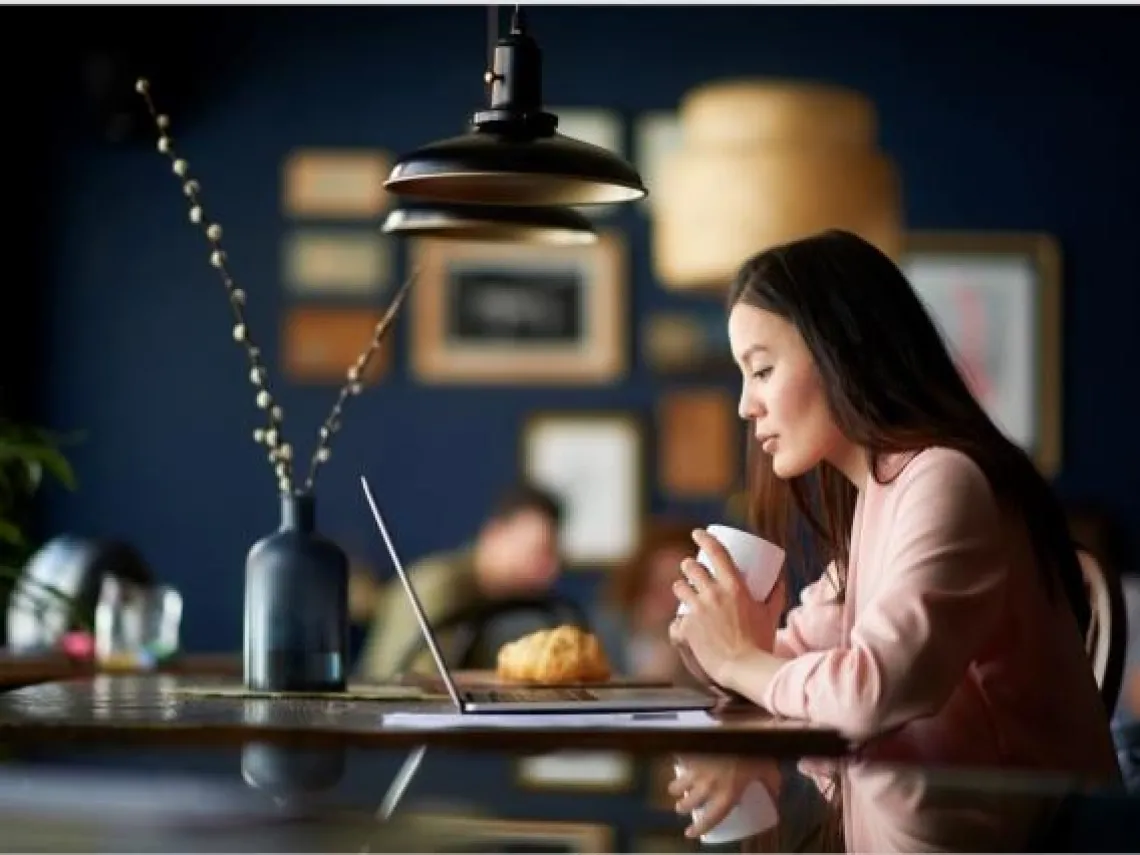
38 7 1140 652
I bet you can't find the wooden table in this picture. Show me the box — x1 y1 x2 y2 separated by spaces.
0 673 850 759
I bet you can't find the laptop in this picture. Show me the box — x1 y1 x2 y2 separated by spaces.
360 475 718 714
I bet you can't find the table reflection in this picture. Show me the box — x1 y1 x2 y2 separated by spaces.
0 743 1134 852
224 744 1124 852
241 743 347 800
664 754 1131 853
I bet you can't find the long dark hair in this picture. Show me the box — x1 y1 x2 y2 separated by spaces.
728 229 1088 635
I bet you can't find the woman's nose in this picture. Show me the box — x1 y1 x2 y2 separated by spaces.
738 388 762 421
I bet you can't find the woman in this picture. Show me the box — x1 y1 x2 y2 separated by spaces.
669 230 1120 847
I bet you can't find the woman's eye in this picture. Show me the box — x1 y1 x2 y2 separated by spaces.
752 367 772 380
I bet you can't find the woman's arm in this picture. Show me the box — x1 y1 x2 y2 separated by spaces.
723 453 1008 741
772 563 845 658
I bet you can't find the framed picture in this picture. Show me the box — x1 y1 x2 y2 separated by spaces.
642 309 735 377
281 307 390 384
282 229 392 298
410 233 627 385
406 815 614 853
901 232 1062 475
635 832 699 853
548 107 624 218
514 750 635 794
658 388 740 498
634 110 683 214
522 412 644 568
548 107 624 158
281 149 391 218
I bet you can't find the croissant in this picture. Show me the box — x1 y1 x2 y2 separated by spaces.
496 624 612 684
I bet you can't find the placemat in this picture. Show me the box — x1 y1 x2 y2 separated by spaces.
171 682 446 702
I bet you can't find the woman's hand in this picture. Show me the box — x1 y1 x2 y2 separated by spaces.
669 529 786 689
674 639 716 689
669 755 781 838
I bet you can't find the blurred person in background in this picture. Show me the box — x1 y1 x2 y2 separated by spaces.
595 517 702 682
355 482 564 681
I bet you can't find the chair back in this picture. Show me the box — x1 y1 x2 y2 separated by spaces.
1079 550 1129 716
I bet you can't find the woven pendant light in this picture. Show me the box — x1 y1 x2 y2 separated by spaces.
652 80 903 291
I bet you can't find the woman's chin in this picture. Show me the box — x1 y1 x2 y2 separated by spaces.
770 454 796 480
771 451 812 480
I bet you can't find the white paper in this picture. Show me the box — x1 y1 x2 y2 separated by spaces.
380 710 718 730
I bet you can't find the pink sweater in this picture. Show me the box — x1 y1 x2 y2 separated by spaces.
762 447 1119 779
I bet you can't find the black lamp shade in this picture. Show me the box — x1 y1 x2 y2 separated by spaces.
383 8 648 209
385 131 647 207
381 203 597 246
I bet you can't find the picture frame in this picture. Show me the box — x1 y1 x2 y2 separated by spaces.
635 831 699 853
521 411 644 568
281 307 390 385
282 229 392 298
406 815 614 853
548 107 624 159
901 231 1062 475
634 110 683 214
281 149 391 218
514 750 635 794
548 107 625 218
410 232 627 385
641 309 735 377
657 388 740 498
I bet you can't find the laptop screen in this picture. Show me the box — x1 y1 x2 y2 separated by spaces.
360 475 464 710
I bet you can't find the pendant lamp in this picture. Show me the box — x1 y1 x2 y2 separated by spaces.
384 7 647 208
652 79 903 291
381 203 597 245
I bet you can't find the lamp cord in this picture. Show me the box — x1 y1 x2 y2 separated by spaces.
485 4 498 93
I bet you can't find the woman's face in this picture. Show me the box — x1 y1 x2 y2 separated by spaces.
728 303 856 480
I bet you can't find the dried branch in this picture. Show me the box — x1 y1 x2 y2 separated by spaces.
302 269 417 493
134 77 414 496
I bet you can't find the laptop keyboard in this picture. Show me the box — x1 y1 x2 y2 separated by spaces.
469 687 599 703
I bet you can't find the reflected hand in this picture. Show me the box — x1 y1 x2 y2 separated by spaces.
668 755 781 839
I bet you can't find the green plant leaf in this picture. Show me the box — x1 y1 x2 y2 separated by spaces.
0 424 81 595
0 518 23 546
0 440 77 491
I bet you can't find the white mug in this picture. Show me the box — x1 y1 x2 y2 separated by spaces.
677 524 785 616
